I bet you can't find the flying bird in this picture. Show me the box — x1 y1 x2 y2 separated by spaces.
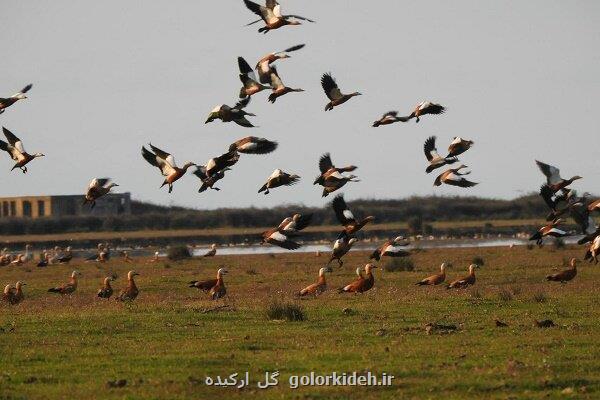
0 127 44 173
416 263 447 286
424 136 458 173
446 137 474 158
327 233 358 267
298 267 332 297
535 160 582 193
205 97 257 128
402 101 446 123
256 44 305 84
332 194 374 235
261 226 301 250
238 56 271 98
321 73 361 111
204 151 240 177
189 268 228 300
584 236 600 264
267 66 304 103
433 165 478 188
229 136 278 154
243 0 314 34
447 264 477 289
372 111 407 127
277 213 313 235
258 169 300 194
338 264 377 293
370 236 410 261
0 84 32 115
314 153 359 197
529 219 568 246
141 144 195 193
84 178 119 209
193 165 230 193
115 271 140 302
546 258 577 283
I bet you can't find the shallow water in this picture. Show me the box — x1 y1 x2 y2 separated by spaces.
187 237 581 257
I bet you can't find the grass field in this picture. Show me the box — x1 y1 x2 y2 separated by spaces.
1 245 599 399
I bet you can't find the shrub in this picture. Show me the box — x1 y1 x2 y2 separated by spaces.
533 291 548 303
472 256 485 267
551 238 565 250
167 246 191 261
383 257 414 272
407 216 423 234
498 288 514 301
266 301 305 322
526 243 535 250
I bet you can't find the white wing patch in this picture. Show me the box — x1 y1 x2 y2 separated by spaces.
343 209 355 221
270 231 287 242
269 169 282 179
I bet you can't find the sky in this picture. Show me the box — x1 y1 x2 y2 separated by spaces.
2 0 600 210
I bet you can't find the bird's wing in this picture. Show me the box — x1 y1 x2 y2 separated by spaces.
332 194 355 224
284 14 315 22
2 127 25 153
268 66 285 89
535 160 561 185
444 173 478 188
20 84 33 94
192 165 208 180
423 136 439 162
238 57 259 83
539 185 557 210
274 44 306 55
318 153 334 174
243 0 266 19
234 96 251 110
321 73 342 101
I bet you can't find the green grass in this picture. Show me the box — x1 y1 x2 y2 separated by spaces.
1 246 599 399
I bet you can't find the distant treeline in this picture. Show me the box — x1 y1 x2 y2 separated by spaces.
0 194 548 236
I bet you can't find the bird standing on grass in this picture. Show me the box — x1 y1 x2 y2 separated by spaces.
546 258 577 283
189 268 228 300
97 277 114 299
48 271 81 295
298 267 332 297
447 264 476 289
416 263 447 286
115 271 140 301
339 264 377 293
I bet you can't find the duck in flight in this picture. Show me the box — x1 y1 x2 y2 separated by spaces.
258 169 300 194
0 127 44 173
243 0 314 34
321 73 361 111
433 165 478 188
535 160 582 193
267 66 304 103
256 44 305 84
424 136 458 173
205 97 256 128
238 57 271 98
84 178 119 209
141 144 195 193
0 84 32 115
314 153 359 197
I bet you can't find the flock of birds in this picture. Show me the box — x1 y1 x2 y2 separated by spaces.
0 0 596 304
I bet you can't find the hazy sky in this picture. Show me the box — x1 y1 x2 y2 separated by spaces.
2 1 599 209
